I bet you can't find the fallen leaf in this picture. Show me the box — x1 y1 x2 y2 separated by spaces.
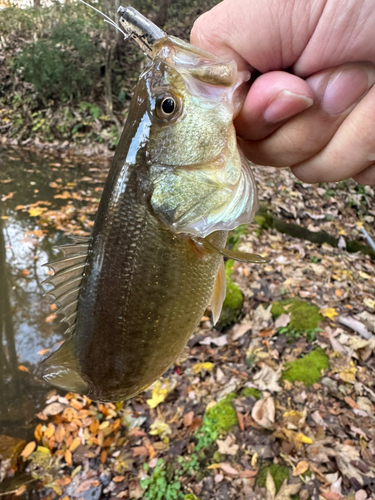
113 476 125 482
321 308 338 320
251 394 275 429
37 348 50 356
266 470 276 499
28 207 47 217
220 463 239 476
275 480 301 500
364 297 375 310
43 402 65 416
200 334 228 346
146 378 177 409
149 419 171 439
253 365 282 392
293 460 309 476
18 365 29 372
183 411 194 427
132 446 149 457
21 441 36 459
15 485 26 496
275 313 291 329
192 362 214 374
64 449 72 466
216 435 239 456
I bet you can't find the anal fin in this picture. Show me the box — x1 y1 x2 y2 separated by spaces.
42 337 88 394
210 258 226 325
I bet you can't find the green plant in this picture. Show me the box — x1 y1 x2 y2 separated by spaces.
141 460 183 500
12 19 100 103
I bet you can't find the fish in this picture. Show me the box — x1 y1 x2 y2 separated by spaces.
41 7 266 402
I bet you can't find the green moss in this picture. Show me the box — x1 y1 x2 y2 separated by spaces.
205 393 238 433
241 387 262 400
271 299 323 332
257 463 290 492
282 347 329 386
216 260 244 330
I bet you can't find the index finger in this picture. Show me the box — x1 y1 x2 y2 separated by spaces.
190 0 324 73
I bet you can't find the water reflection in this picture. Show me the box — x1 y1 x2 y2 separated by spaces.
0 148 107 438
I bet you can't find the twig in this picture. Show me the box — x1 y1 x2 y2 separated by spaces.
337 315 373 340
361 226 375 253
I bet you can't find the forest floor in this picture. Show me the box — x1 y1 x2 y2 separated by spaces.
1 156 375 500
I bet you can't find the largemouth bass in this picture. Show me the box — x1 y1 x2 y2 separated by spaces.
41 8 264 402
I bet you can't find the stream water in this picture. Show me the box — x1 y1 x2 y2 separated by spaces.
0 147 108 439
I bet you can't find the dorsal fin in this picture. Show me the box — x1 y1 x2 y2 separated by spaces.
42 238 90 334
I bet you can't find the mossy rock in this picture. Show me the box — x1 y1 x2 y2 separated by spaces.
271 299 323 332
216 260 243 330
241 387 262 400
282 347 329 386
257 463 290 492
205 393 238 432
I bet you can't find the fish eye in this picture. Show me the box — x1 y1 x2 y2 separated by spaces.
155 93 180 120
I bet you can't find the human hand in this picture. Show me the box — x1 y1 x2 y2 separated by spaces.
191 0 375 185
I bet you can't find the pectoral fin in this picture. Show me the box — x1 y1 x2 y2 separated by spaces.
41 337 88 394
210 258 226 325
195 237 268 264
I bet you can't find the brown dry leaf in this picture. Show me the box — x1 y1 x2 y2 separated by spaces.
45 314 57 323
292 461 309 476
37 348 50 356
275 480 301 500
132 446 149 457
44 423 55 439
34 424 43 441
15 485 26 496
266 470 276 499
69 437 81 452
216 435 239 456
64 449 72 466
239 470 258 478
55 477 71 486
183 411 194 427
113 476 125 482
43 402 65 416
55 424 65 443
220 463 239 476
75 480 100 493
274 313 291 329
251 394 275 429
253 365 282 392
21 441 36 459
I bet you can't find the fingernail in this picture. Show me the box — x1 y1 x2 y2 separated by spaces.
313 67 374 116
263 90 313 124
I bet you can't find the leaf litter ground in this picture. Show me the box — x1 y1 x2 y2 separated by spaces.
1 158 375 500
